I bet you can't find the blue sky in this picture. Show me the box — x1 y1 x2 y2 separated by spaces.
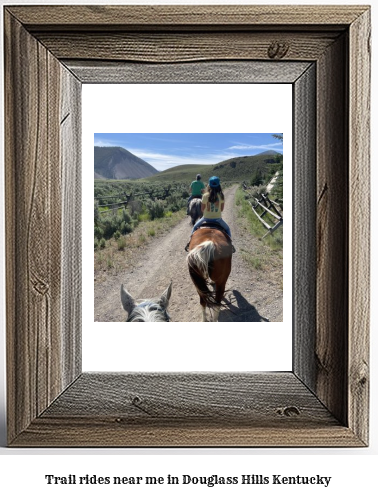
94 133 283 171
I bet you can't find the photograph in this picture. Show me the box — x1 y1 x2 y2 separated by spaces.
93 132 284 323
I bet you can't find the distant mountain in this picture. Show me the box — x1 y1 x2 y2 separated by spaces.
255 149 281 156
94 146 158 179
151 152 283 184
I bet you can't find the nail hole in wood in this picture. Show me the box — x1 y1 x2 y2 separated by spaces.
268 41 289 59
277 406 300 417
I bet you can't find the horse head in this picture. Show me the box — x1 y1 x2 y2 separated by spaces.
121 282 172 322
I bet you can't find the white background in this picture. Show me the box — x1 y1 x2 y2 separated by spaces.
83 83 292 372
0 0 377 498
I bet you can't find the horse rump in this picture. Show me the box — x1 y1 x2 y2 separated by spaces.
189 197 203 225
187 228 232 321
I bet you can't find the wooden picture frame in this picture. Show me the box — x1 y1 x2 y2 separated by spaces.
4 5 370 447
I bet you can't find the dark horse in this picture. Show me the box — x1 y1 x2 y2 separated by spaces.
186 224 232 321
188 197 203 225
121 282 172 322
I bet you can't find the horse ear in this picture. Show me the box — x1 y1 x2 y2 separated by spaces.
121 285 136 315
158 282 172 309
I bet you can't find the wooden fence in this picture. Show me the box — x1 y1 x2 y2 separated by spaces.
94 185 188 214
95 181 233 214
242 183 283 238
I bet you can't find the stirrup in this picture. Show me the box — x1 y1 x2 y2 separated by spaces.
185 242 190 252
232 245 236 253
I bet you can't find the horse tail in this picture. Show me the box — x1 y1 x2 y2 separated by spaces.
186 241 216 307
187 240 214 279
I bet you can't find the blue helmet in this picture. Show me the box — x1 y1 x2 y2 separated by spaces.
209 176 220 188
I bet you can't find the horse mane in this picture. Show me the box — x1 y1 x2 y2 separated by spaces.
122 283 172 322
127 301 170 322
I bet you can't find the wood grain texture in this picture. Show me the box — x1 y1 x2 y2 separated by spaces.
4 11 80 444
5 12 62 442
348 9 371 445
42 373 336 422
293 64 317 390
60 68 82 388
7 5 367 29
316 34 349 427
12 419 363 448
4 5 370 447
12 373 363 447
66 60 312 84
35 32 339 63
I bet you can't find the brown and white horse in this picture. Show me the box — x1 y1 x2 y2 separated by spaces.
186 226 232 321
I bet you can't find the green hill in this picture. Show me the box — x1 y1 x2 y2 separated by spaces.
149 152 282 185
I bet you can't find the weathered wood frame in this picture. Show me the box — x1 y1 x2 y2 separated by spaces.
4 5 370 447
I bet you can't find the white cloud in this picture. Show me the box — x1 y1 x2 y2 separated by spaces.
94 139 118 147
228 142 283 150
128 148 234 171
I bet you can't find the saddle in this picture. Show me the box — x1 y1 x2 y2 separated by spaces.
185 221 235 252
194 220 232 242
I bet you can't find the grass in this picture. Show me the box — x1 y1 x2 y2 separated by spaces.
117 237 127 250
138 213 150 222
94 208 186 279
235 187 283 272
138 234 147 245
235 188 283 249
241 253 263 270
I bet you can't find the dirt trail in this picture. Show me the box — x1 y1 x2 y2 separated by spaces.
94 185 283 322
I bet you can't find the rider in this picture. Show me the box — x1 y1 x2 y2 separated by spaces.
192 176 231 236
187 174 205 215
185 176 234 252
